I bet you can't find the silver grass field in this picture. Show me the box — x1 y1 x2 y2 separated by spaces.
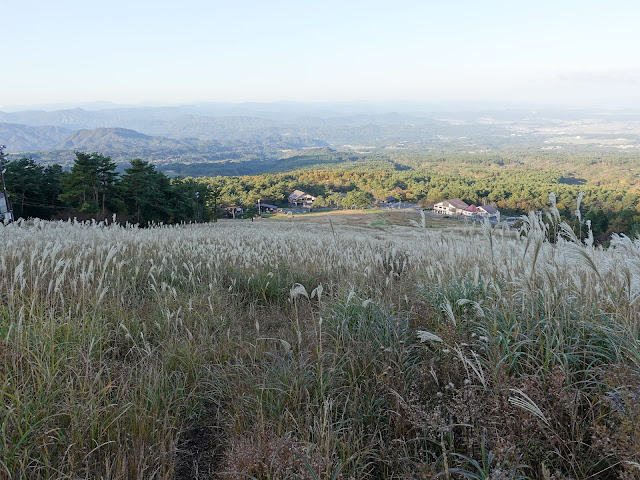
0 211 639 479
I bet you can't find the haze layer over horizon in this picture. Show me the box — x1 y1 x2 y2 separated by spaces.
3 0 640 109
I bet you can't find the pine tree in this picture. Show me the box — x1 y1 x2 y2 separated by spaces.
59 152 118 214
120 159 172 225
3 157 47 218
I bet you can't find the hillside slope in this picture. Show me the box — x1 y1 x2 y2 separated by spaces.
0 122 72 152
54 127 186 151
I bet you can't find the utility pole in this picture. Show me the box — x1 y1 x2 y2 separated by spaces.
0 146 13 223
195 191 200 222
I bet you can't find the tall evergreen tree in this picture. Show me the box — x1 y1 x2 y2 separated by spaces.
59 152 119 213
4 157 46 218
96 155 120 214
170 178 212 223
42 164 65 216
120 159 172 225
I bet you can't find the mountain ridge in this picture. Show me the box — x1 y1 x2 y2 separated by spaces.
0 122 72 152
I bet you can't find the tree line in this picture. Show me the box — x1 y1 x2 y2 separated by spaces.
197 167 640 241
3 148 639 241
1 151 212 226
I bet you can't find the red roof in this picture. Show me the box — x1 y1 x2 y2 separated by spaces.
465 204 478 213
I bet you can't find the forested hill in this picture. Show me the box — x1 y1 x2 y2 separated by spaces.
0 123 72 151
55 127 183 150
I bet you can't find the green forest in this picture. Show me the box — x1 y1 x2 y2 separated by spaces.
1 150 211 226
2 146 639 241
197 162 639 241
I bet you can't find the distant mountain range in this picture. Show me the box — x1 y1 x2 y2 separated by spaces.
6 125 332 167
2 103 639 174
0 107 451 160
0 104 439 132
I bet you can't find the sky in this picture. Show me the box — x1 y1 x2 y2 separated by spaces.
2 0 640 109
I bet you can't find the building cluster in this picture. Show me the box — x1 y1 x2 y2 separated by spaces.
221 192 502 223
433 198 500 222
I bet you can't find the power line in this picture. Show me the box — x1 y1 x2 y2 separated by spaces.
16 200 65 209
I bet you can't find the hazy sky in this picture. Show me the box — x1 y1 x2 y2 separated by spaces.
3 0 640 109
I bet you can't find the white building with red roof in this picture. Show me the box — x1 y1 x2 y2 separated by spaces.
434 199 500 221
462 204 478 216
433 198 469 215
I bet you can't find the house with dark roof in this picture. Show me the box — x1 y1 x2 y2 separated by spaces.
477 205 500 221
288 190 316 208
257 203 279 213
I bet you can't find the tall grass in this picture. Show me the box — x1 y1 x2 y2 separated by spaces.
0 215 638 479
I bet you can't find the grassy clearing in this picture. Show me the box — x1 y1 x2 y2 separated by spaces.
270 209 463 229
0 214 639 479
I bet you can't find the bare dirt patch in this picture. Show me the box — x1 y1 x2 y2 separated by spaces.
174 410 227 480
